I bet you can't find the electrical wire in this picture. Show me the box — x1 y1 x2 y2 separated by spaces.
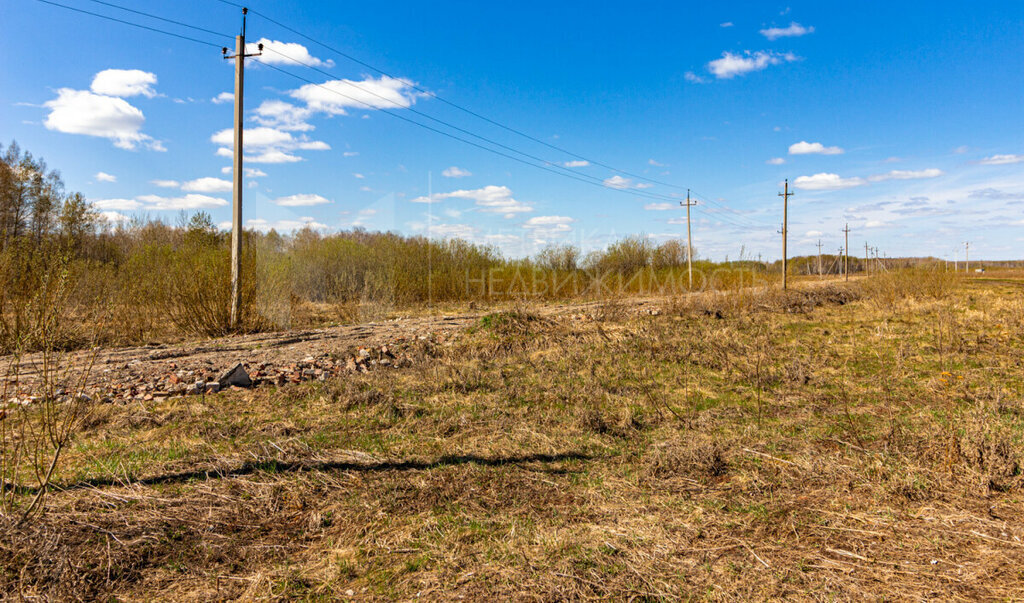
40 0 718 208
235 4 769 222
80 0 233 41
256 60 708 205
35 0 226 48
241 5 707 193
38 0 769 229
259 46 693 204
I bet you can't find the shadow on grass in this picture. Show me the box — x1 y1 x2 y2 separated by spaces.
26 451 596 494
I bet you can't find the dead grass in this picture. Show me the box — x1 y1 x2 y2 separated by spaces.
2 276 1024 600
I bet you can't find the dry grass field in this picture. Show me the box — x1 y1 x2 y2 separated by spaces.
3 271 1024 600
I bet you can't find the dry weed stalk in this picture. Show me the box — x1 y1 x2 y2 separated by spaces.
0 259 96 520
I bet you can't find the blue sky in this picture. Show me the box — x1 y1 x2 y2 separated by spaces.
2 0 1023 260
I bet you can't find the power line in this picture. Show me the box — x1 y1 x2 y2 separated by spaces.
256 61 705 205
43 0 718 208
40 0 767 229
35 0 226 48
80 0 233 41
258 46 692 203
239 4 698 192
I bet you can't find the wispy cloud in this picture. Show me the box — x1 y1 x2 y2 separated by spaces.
272 193 331 207
793 173 867 191
94 171 117 182
979 154 1024 165
442 166 472 178
868 169 943 182
136 193 228 210
412 185 533 218
789 141 843 155
603 175 652 190
707 51 797 79
760 22 814 40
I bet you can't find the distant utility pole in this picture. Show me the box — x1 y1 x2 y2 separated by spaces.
223 8 262 331
680 190 697 289
864 241 870 275
816 239 823 278
965 241 970 273
842 224 850 282
778 179 793 289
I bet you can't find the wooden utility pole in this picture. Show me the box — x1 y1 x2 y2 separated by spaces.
778 179 792 289
223 9 261 330
842 224 850 281
864 241 870 275
680 190 697 289
816 239 823 278
965 241 970 273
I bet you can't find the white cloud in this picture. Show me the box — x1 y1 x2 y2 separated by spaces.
250 38 335 68
522 215 575 238
648 159 665 167
221 167 267 177
212 92 233 104
252 99 313 131
788 141 843 155
412 185 532 216
644 202 674 210
150 179 179 188
210 126 328 163
805 230 823 237
707 51 797 79
865 220 891 228
793 173 867 191
92 198 140 210
246 216 328 232
137 193 228 210
289 75 419 115
442 166 472 178
90 69 157 98
244 149 303 164
343 151 359 157
353 173 365 179
603 175 637 189
760 22 815 40
720 21 734 27
427 223 478 239
766 157 785 165
100 210 131 223
94 171 117 182
868 169 944 182
272 193 331 207
600 176 652 190
563 160 590 168
181 177 233 193
523 216 575 227
684 71 707 84
43 88 162 151
979 154 1024 165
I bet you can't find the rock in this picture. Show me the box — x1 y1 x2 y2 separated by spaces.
218 363 252 388
204 382 221 394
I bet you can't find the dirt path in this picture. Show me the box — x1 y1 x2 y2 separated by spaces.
1 297 665 403
3 277 853 403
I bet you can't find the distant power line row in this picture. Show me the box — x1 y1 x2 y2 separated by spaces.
34 0 772 231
